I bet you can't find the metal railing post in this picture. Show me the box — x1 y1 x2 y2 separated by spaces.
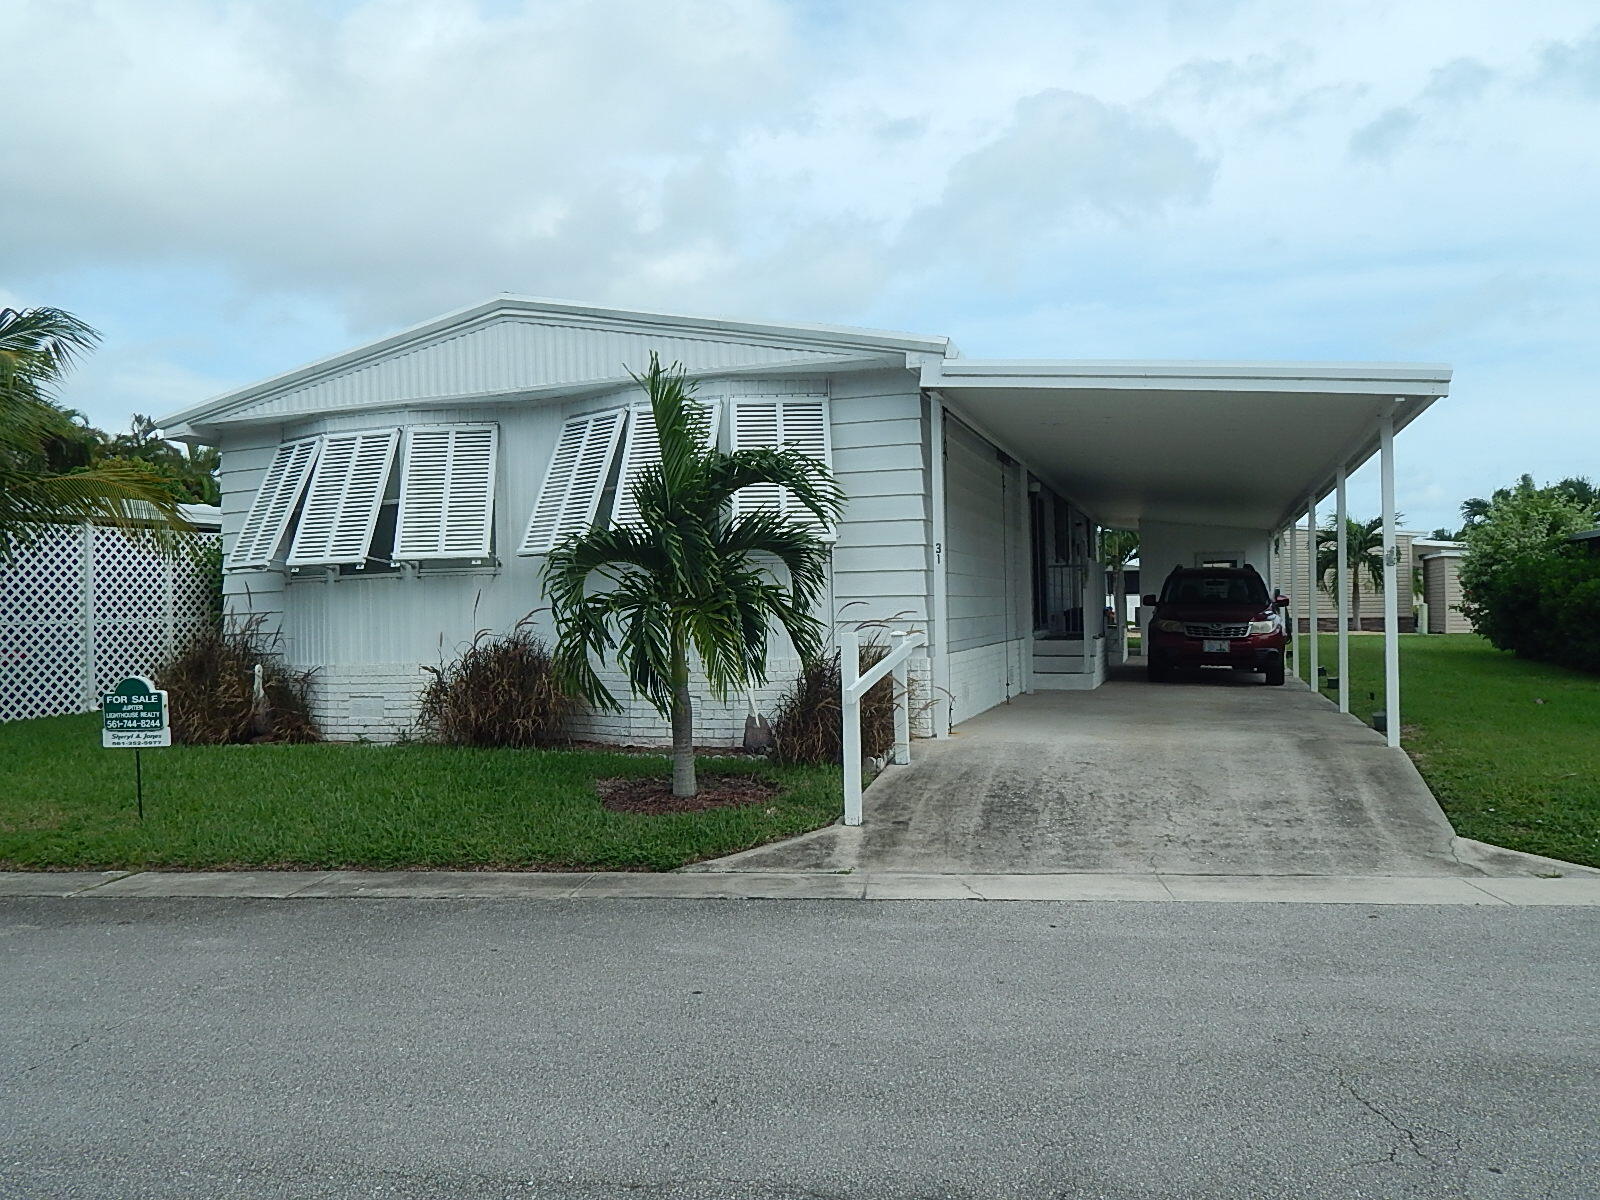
840 629 863 826
890 630 910 766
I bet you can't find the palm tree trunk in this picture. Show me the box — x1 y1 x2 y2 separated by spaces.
669 630 696 798
1350 580 1361 633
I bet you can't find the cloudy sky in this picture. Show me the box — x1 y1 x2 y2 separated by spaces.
5 0 1598 532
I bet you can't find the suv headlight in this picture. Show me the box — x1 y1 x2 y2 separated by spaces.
1248 619 1278 635
1155 619 1184 633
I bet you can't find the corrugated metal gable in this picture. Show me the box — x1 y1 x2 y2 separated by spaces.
212 314 849 424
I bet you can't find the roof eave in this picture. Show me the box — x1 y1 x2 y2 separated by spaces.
924 358 1453 396
170 351 912 439
157 296 950 434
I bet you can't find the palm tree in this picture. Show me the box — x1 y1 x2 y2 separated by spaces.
543 354 844 797
1314 516 1391 631
1 307 186 557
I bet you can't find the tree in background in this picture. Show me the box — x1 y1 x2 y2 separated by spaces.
102 414 221 505
1314 516 1389 631
1460 473 1598 534
1097 528 1139 628
1458 475 1595 666
544 355 843 798
0 307 188 557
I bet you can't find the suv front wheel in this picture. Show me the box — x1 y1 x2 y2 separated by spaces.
1264 659 1285 686
1147 653 1170 683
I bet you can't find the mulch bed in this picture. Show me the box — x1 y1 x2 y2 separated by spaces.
597 774 780 815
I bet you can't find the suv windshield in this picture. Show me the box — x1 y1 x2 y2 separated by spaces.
1159 571 1269 607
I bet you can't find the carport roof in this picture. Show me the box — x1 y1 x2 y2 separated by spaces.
921 359 1451 531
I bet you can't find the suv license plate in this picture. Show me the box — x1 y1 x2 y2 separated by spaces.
1203 639 1230 654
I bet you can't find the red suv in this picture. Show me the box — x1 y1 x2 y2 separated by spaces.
1143 566 1287 685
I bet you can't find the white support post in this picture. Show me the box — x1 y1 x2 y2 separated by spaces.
1380 410 1400 749
80 522 97 710
1335 464 1350 714
1306 495 1319 690
840 629 863 825
928 396 952 737
1288 520 1300 681
890 631 910 765
839 629 927 826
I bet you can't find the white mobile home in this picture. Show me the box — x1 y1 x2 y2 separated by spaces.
158 297 1449 745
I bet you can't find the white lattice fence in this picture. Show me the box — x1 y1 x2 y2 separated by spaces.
0 525 220 722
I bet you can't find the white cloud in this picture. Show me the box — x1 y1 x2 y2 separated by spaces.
1348 107 1422 162
3 0 1599 532
907 90 1214 256
1534 23 1600 97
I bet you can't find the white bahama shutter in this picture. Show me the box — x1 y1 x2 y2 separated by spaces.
227 436 322 569
518 409 627 555
394 424 498 560
286 429 401 566
729 396 832 531
611 400 723 528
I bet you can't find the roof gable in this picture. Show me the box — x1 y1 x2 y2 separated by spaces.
161 297 947 433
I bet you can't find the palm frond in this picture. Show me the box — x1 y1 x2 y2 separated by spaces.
0 307 100 404
540 352 842 734
0 462 194 560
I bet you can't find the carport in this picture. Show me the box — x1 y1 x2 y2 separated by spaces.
920 358 1454 748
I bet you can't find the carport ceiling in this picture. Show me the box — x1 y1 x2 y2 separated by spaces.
924 360 1451 531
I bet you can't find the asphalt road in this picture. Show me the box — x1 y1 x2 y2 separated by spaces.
2 898 1597 1200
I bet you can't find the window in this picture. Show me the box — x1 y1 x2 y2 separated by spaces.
286 429 401 567
728 396 832 532
339 468 402 576
518 409 627 555
227 437 321 569
611 400 723 528
394 425 498 561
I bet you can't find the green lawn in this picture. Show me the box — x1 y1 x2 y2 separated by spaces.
1294 633 1600 867
0 713 840 872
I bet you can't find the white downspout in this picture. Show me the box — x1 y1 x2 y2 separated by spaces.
1380 409 1401 749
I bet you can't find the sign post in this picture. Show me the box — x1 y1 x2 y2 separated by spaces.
101 676 170 819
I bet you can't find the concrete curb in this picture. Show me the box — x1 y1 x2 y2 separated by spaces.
4 869 1600 905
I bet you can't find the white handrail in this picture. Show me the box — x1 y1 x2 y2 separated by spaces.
838 628 927 826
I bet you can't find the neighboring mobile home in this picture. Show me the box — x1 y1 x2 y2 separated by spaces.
158 297 1450 745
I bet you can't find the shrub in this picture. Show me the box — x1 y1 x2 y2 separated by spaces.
414 620 574 748
1458 477 1597 671
157 618 320 744
1554 571 1600 673
768 637 897 767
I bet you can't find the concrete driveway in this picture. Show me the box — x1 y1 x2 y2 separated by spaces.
715 662 1500 877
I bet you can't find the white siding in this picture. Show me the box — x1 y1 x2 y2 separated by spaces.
220 365 946 745
944 419 1012 654
1424 554 1470 634
828 373 929 630
213 313 853 424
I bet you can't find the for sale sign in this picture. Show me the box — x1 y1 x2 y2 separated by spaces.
101 676 171 748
